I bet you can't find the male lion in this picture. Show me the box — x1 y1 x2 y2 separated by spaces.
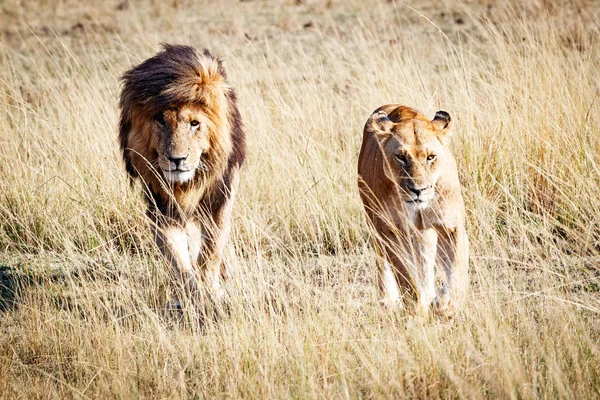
118 44 245 305
358 105 468 316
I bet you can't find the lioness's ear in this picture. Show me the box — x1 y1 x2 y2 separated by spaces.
367 110 393 139
432 110 453 142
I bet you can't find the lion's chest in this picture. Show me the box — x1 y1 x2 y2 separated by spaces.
173 189 205 216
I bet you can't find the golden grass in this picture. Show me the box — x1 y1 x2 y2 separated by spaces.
0 0 599 398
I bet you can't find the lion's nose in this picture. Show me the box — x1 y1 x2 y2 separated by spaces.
407 184 430 196
168 154 189 168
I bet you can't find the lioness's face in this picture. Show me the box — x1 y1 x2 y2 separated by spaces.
368 110 453 208
154 104 211 184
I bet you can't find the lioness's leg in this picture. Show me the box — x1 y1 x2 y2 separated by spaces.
385 229 437 315
415 228 437 314
155 225 202 298
435 225 469 311
378 229 424 309
375 238 401 307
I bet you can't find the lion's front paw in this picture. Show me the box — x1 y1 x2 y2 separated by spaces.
433 286 454 317
208 286 231 316
165 299 183 313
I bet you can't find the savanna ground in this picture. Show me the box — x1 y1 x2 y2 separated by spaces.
1 0 599 398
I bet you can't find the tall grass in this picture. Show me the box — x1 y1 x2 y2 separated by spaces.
0 0 599 398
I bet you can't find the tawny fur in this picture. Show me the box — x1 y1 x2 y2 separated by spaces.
118 44 245 304
358 105 468 316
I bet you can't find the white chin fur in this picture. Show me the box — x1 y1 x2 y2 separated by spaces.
163 170 195 184
415 200 430 209
406 199 431 209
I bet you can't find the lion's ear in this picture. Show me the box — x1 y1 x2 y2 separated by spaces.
432 110 453 142
367 110 394 140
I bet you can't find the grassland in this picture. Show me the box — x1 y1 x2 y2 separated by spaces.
0 0 599 398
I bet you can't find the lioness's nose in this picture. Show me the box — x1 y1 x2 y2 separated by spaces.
168 154 189 168
407 184 430 195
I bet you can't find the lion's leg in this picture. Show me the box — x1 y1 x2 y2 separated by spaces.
200 221 229 300
155 225 202 300
435 225 469 312
198 169 240 300
185 220 202 262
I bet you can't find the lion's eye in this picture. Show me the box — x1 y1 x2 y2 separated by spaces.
155 113 166 127
395 154 407 164
427 154 437 162
190 120 200 127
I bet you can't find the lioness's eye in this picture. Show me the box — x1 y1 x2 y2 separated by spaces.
190 120 200 127
395 154 407 164
427 154 437 162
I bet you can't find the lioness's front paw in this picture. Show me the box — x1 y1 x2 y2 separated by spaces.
380 297 403 310
212 287 227 301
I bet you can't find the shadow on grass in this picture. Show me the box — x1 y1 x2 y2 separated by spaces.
0 265 20 312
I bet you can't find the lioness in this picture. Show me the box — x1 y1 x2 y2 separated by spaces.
358 105 468 316
118 44 245 305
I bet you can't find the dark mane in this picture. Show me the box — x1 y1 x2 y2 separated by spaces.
119 44 224 120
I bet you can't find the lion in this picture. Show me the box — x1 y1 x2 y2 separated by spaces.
118 44 245 306
358 105 468 316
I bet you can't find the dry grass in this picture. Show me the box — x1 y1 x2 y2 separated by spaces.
1 0 599 398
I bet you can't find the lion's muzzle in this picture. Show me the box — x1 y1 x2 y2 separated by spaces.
160 153 199 184
167 154 189 170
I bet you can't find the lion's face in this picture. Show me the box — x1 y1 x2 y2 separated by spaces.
154 104 212 184
368 110 453 208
